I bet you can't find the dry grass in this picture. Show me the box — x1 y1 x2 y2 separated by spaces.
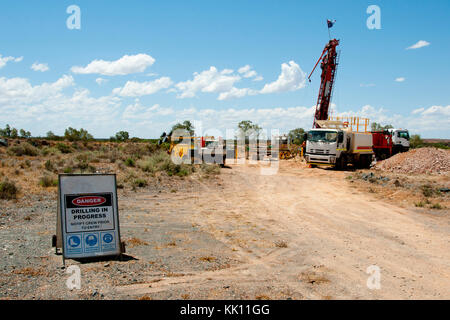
0 179 18 199
11 267 49 277
351 170 450 210
274 240 288 248
126 237 149 248
165 272 185 277
0 138 220 200
298 271 330 285
199 256 216 262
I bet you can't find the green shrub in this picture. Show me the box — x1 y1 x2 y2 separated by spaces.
41 146 60 156
63 167 73 174
133 178 148 188
56 143 72 154
7 143 39 156
415 201 425 208
431 203 443 210
410 134 424 149
421 185 435 197
44 160 54 172
200 164 220 176
124 158 136 167
76 152 92 162
0 180 18 199
39 176 58 188
137 151 194 177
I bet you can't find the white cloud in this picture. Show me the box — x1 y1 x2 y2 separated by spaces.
360 83 376 87
0 75 122 137
0 55 23 69
406 40 430 50
31 62 49 72
260 61 306 94
395 77 405 82
122 101 174 120
238 65 251 74
112 77 173 97
238 65 260 79
411 107 424 115
218 87 257 101
414 105 450 117
0 75 74 104
71 54 155 76
95 78 108 85
253 75 264 82
405 105 450 134
333 104 450 136
160 105 316 135
175 67 241 98
334 105 397 125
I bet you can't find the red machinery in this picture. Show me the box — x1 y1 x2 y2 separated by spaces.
371 131 393 160
308 39 340 128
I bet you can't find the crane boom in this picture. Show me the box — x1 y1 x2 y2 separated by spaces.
308 39 340 128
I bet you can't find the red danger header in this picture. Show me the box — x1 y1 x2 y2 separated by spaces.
72 196 106 207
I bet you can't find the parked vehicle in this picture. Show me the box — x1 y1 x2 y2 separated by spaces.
304 120 373 169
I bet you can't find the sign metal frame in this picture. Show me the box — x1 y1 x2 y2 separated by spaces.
57 174 123 262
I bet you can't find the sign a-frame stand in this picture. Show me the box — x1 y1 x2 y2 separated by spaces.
53 174 125 266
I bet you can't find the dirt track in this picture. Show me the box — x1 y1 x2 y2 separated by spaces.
113 161 449 299
1 161 449 299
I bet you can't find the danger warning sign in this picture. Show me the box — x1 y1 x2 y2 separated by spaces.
58 174 122 259
65 193 115 233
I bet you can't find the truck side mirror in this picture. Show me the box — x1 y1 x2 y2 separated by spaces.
303 133 308 141
338 132 343 143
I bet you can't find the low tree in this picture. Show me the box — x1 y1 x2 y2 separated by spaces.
288 128 306 145
64 127 93 141
115 131 130 142
19 129 31 138
171 120 194 136
237 120 261 136
46 131 57 139
409 134 423 149
10 128 18 139
4 124 11 137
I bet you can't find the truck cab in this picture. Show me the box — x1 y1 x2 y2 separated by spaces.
387 129 410 153
304 119 373 169
304 129 341 166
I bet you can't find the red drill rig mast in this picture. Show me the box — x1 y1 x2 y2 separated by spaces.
308 39 340 128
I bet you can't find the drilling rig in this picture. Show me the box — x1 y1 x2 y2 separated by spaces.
308 38 340 128
304 38 374 169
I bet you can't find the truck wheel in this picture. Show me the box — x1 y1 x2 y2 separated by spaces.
221 155 226 167
358 155 372 169
336 157 347 170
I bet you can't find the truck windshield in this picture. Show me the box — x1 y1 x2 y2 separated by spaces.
308 131 337 142
398 131 409 140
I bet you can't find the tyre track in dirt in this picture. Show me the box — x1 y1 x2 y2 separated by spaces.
113 162 449 299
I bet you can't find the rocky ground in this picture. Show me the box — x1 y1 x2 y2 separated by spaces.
0 159 448 300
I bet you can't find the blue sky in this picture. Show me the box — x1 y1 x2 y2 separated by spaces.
0 0 449 138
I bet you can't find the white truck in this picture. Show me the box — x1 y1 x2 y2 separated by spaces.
304 121 373 169
387 128 410 153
